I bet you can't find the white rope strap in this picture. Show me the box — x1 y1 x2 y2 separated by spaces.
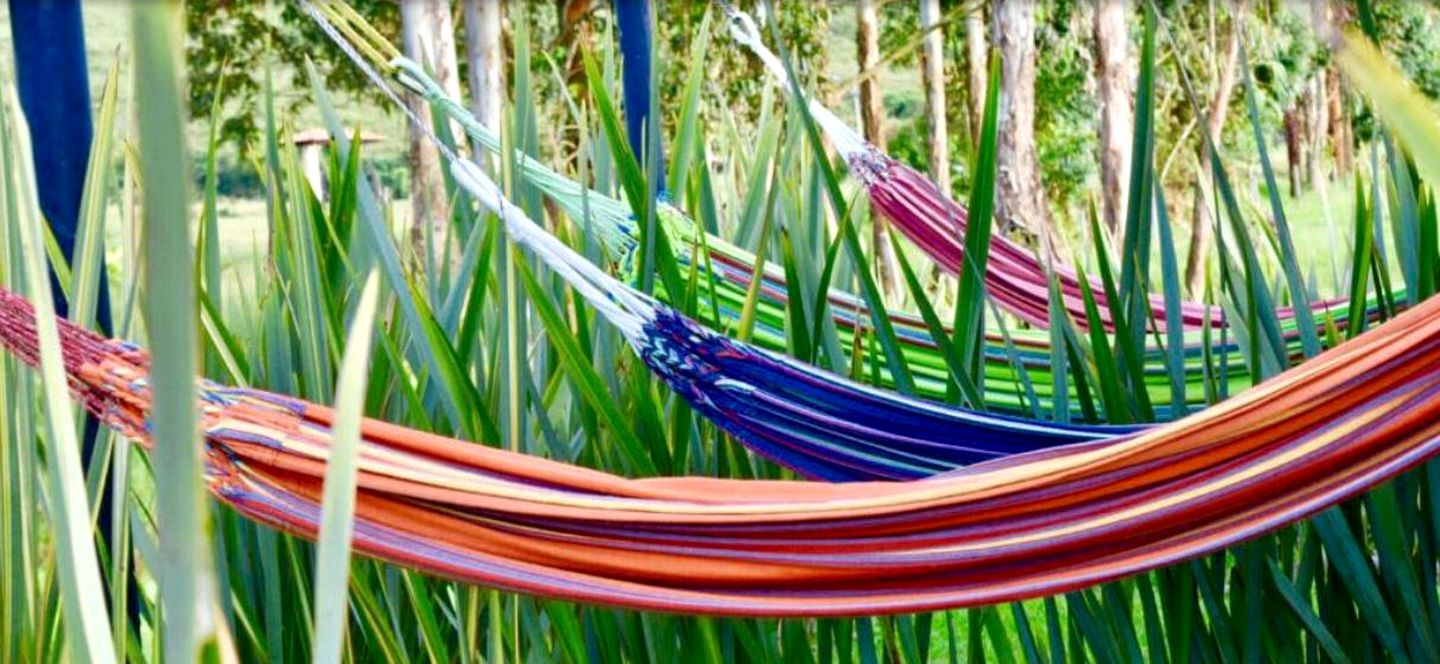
450 159 655 339
721 5 871 161
390 57 638 253
304 0 654 340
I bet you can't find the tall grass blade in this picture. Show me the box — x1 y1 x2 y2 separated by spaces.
1312 509 1406 658
760 10 914 394
580 48 685 301
1382 137 1420 306
1267 558 1352 664
0 132 41 662
133 2 220 659
1087 203 1153 421
667 10 714 200
311 271 382 664
1238 43 1320 359
70 59 120 329
1118 4 1157 360
889 234 983 407
1153 183 1188 416
952 52 1002 400
516 259 655 474
7 86 117 664
1346 179 1374 339
307 60 489 441
198 63 227 327
1420 187 1438 299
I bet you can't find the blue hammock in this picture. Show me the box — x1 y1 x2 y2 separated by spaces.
639 307 1135 480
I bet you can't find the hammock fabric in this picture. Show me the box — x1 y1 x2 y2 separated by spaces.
637 305 1134 480
7 14 1439 608
3 281 1437 616
723 8 1374 333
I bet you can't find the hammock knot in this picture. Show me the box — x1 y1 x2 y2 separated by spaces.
844 148 896 187
635 308 736 401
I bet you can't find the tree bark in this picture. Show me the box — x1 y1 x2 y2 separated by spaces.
1305 0 1350 179
1327 66 1351 177
1307 73 1328 189
401 0 463 263
465 0 505 155
1283 107 1302 197
857 0 898 299
430 1 464 113
919 0 954 291
1183 3 1243 297
1094 0 1132 240
857 0 885 152
993 0 1053 245
919 0 950 195
965 5 987 141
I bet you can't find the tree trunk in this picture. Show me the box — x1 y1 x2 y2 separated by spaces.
993 0 1054 246
1183 3 1243 297
1305 0 1350 180
1283 107 1302 197
1327 66 1351 177
857 0 885 152
410 0 466 147
965 5 987 141
1307 73 1328 189
919 0 953 291
430 2 464 114
401 0 463 263
465 0 505 157
1298 78 1319 190
919 0 949 195
857 0 898 300
1094 0 1132 240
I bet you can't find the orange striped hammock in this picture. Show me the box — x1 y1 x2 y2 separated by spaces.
2 285 1437 617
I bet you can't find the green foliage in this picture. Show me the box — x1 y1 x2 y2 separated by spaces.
1248 7 1322 109
1353 2 1440 142
185 0 400 150
137 2 220 658
888 113 970 191
656 0 831 129
1033 4 1098 217
1368 1 1440 98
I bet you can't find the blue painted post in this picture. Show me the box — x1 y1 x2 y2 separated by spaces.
9 0 112 333
613 0 665 192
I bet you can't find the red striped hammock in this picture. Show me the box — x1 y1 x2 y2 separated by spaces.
2 285 1437 616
